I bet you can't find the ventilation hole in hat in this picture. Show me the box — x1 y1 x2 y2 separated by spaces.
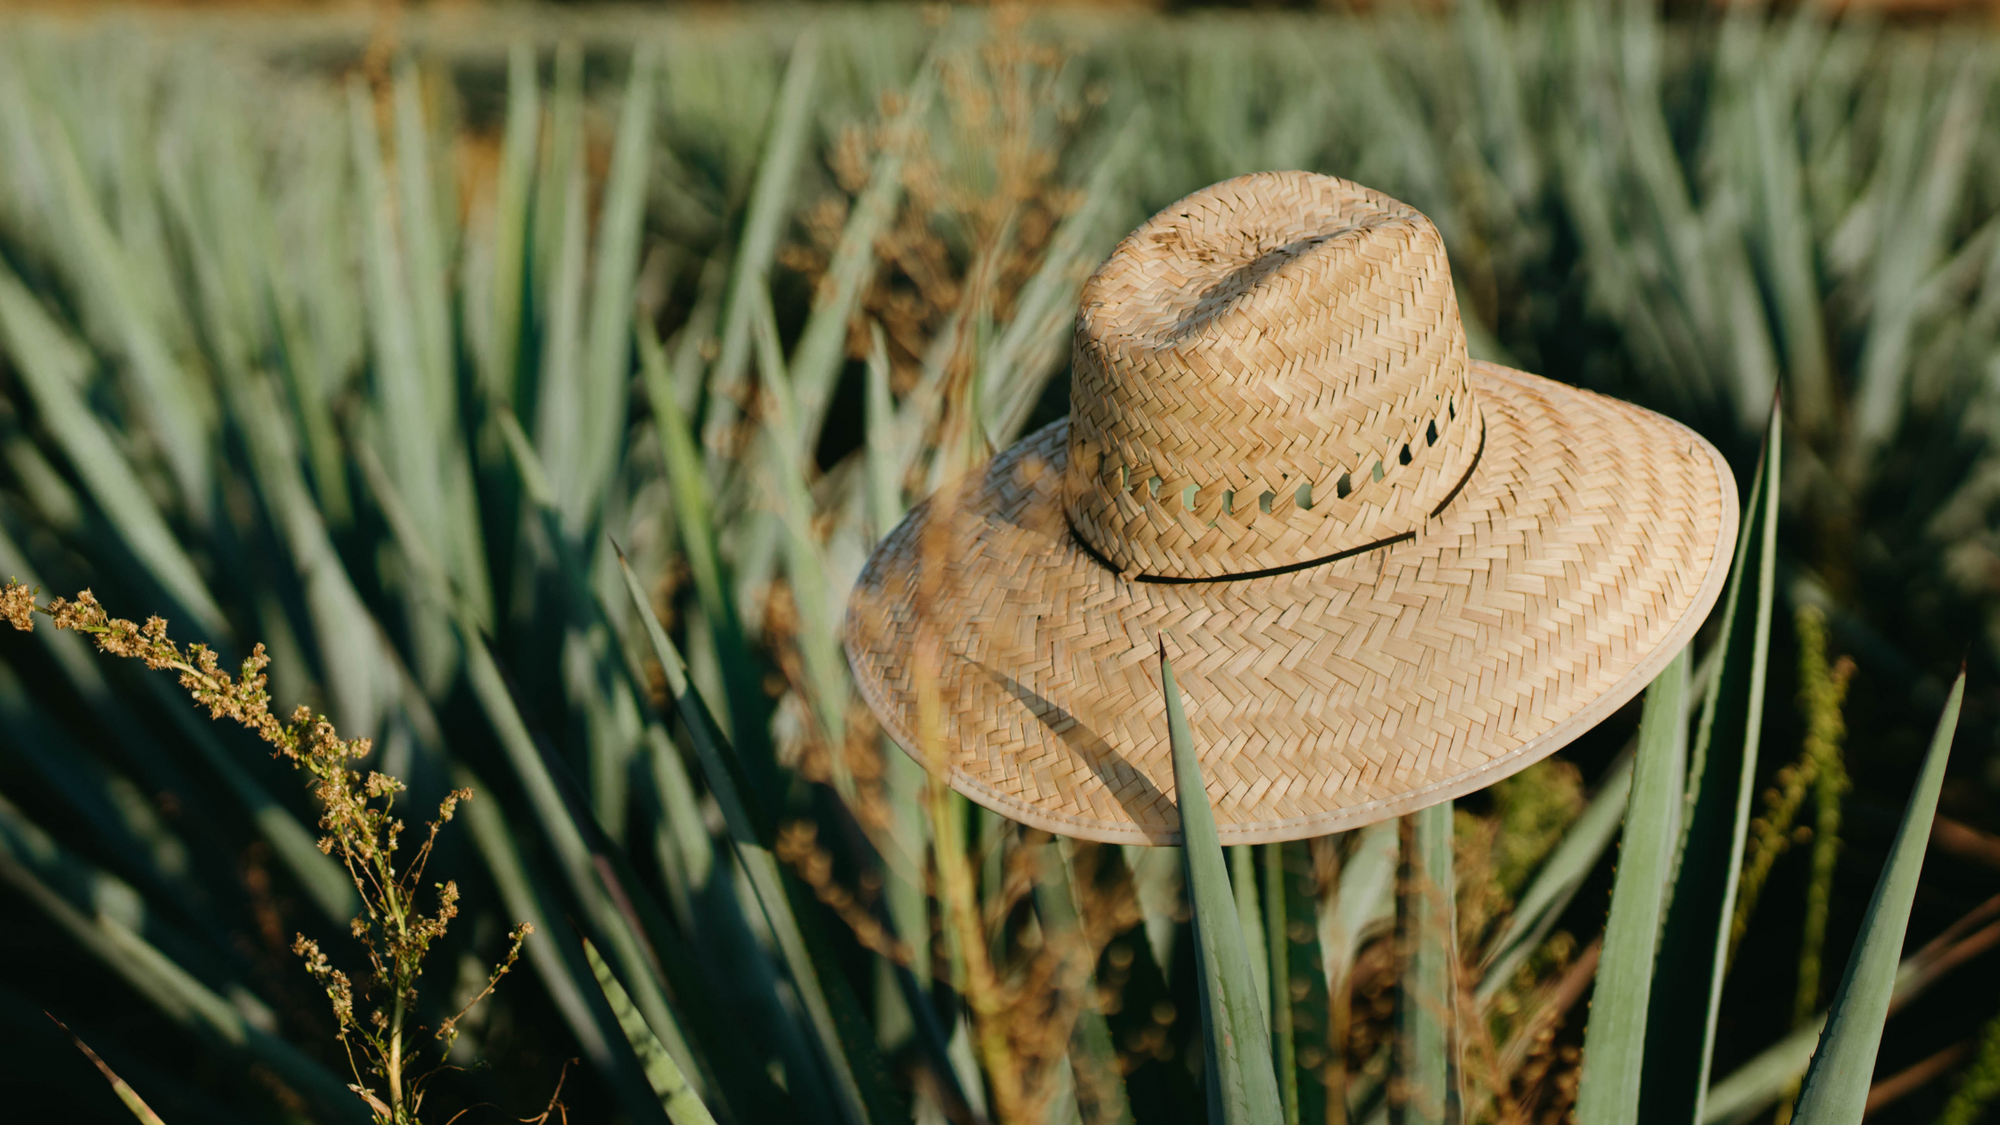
1148 476 1163 498
1259 490 1276 514
1182 484 1198 511
1399 444 1412 466
1427 419 1438 446
1222 490 1235 515
1448 399 1456 420
1372 460 1384 482
1295 481 1313 511
1336 472 1352 499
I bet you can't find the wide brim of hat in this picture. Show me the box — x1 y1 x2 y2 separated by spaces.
844 362 1738 845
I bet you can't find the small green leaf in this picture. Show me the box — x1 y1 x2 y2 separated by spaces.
1161 640 1284 1125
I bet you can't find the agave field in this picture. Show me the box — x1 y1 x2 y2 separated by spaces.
4 2 2000 1123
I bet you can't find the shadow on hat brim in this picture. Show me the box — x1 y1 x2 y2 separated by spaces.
844 362 1738 845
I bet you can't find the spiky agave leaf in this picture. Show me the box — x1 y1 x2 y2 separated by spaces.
1788 671 1964 1125
1640 401 1780 1125
1161 639 1284 1125
1576 645 1691 1125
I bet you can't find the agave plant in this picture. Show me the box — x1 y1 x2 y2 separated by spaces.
0 3 1994 1124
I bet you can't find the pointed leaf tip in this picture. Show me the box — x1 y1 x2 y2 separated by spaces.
1163 646 1283 1125
1790 671 1963 1125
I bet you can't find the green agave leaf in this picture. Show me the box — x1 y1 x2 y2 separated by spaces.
461 623 708 1104
0 262 227 636
1319 822 1398 989
532 40 583 310
387 59 492 630
353 438 714 1114
495 394 821 1122
485 41 539 405
1124 842 1183 987
702 29 820 478
1846 60 1984 473
1161 640 1284 1125
749 286 847 762
1478 641 1721 1006
1577 644 1692 1125
0 665 204 922
1316 819 1397 1125
1744 77 1832 439
637 314 782 816
255 108 354 530
391 56 454 428
1475 752 1630 1004
789 61 933 444
583 937 722 1125
719 53 939 660
1233 844 1272 1029
1788 670 1964 1125
0 796 362 1120
1702 826 1993 1125
453 758 634 1091
983 107 1150 445
614 548 905 1125
348 76 441 543
0 520 353 926
573 42 657 527
1640 401 1779 1125
862 320 905 541
1397 801 1458 1125
858 315 942 1091
1264 842 1299 1125
224 375 385 789
531 107 589 531
1705 1025 1822 1125
1035 840 1137 1125
31 103 213 517
347 76 466 691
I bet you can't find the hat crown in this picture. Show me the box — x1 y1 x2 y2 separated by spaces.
1064 171 1482 580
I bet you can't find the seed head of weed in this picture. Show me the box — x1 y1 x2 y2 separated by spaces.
3 581 532 1124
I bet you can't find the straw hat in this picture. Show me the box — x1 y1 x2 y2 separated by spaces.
845 171 1737 845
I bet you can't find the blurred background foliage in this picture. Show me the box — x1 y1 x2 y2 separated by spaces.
5 1 2000 1123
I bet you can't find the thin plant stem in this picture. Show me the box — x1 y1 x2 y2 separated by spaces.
1935 1009 2000 1125
1773 604 1854 1125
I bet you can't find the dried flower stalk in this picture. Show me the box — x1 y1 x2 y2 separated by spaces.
2 583 530 1124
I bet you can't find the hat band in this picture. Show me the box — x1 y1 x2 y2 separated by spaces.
1071 411 1486 586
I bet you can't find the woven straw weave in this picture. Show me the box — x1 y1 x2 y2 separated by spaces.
1069 174 1480 579
845 171 1737 844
